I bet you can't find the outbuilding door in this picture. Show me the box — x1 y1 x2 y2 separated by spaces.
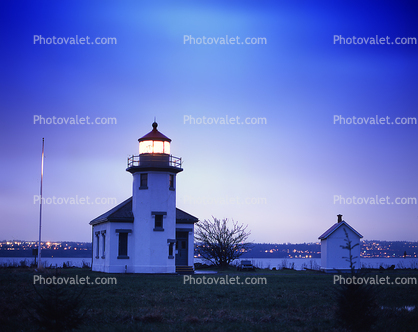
175 231 188 266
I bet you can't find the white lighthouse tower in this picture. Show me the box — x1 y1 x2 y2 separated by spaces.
126 121 183 273
89 122 197 274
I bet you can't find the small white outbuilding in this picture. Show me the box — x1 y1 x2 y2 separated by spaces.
318 214 363 272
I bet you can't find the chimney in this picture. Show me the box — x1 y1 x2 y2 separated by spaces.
337 214 343 223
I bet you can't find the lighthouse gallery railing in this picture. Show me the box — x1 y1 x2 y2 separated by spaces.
127 155 182 168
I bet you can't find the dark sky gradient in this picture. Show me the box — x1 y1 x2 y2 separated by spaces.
1 0 417 243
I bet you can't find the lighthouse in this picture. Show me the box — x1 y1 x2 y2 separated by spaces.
127 121 183 273
89 122 198 273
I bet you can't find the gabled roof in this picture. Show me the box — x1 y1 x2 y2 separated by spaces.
89 197 199 226
89 197 133 225
318 221 363 240
175 207 199 224
138 122 171 142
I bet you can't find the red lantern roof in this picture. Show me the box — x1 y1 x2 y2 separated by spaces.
138 122 172 142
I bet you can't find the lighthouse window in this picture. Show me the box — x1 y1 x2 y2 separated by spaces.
169 174 174 190
164 142 170 154
168 242 174 258
154 141 164 153
139 173 148 189
152 211 166 231
167 239 175 259
154 215 163 230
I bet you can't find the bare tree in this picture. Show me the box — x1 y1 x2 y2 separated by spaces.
195 217 252 267
340 227 359 273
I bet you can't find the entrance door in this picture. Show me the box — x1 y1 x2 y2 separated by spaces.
175 231 188 266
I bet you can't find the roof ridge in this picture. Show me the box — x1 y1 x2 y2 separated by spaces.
318 220 363 239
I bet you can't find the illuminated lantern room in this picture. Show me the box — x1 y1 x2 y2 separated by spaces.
138 121 171 155
127 121 182 171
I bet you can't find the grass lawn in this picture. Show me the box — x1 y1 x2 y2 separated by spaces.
1 267 417 331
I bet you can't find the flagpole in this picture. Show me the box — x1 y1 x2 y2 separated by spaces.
38 138 44 269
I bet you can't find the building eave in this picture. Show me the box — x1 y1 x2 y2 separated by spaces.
89 197 199 226
90 218 134 226
318 221 363 240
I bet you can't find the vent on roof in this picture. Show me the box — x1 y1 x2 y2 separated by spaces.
337 214 343 223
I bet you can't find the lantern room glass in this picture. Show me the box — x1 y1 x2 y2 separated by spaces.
139 140 171 154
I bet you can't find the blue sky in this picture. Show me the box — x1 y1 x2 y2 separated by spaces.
1 0 417 243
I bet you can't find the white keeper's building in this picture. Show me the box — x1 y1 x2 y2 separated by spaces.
318 214 363 272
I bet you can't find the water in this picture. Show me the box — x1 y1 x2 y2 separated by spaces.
1 257 417 270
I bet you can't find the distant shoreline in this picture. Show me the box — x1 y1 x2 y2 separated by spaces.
1 240 417 259
0 251 92 258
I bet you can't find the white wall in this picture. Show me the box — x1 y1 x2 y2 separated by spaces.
92 167 197 273
320 238 327 269
109 222 134 273
92 222 134 273
321 225 361 271
131 171 177 273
